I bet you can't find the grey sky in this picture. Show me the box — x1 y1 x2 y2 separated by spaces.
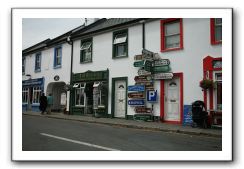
22 18 84 49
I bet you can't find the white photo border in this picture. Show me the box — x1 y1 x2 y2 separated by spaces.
12 8 232 161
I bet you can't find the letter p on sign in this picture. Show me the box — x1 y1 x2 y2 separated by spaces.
147 90 157 102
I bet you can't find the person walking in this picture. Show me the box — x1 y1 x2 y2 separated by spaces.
39 93 47 115
47 93 53 114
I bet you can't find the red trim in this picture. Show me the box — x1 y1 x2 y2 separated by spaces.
160 18 183 52
210 18 222 45
209 71 214 109
160 73 183 124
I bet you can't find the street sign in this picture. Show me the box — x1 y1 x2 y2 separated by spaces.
133 60 145 67
135 107 152 113
142 49 154 60
128 85 145 92
153 65 170 73
134 75 152 81
138 69 151 76
134 54 144 60
154 59 170 66
128 92 144 99
144 60 152 72
128 99 145 106
154 73 173 80
147 90 157 102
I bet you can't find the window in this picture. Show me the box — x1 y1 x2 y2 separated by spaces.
80 39 92 63
22 57 25 75
35 53 41 72
74 83 86 106
214 73 222 110
211 18 222 45
160 18 183 52
32 86 42 104
54 46 62 68
113 30 128 58
22 87 29 104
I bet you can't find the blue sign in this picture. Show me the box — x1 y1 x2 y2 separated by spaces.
183 105 193 126
22 77 44 87
147 90 157 102
128 99 145 106
128 85 145 92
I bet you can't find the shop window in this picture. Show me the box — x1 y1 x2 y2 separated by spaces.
161 18 183 52
22 87 29 104
113 29 128 58
35 53 41 72
211 18 222 45
215 73 222 110
54 46 62 68
22 57 26 75
32 87 42 104
74 83 86 107
80 39 92 63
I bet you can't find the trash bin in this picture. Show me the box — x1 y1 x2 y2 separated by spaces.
191 100 208 128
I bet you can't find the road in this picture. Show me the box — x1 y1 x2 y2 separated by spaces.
22 115 222 151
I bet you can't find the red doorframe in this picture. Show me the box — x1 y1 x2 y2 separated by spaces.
160 72 183 124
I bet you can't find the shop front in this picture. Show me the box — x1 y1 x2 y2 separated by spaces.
22 77 44 112
71 69 109 117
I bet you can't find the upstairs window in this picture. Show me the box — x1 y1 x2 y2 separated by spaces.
113 29 128 58
161 18 183 52
211 18 222 45
22 57 25 75
54 46 62 68
35 53 41 72
80 39 92 63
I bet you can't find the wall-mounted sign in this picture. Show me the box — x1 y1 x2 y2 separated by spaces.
135 107 152 113
22 77 44 87
138 69 151 76
128 99 145 106
144 60 152 72
128 85 145 92
154 59 170 66
128 92 144 99
153 65 170 73
133 60 145 67
147 90 157 102
54 75 60 81
154 73 173 80
142 49 154 60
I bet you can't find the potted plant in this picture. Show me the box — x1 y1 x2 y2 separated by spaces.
199 79 214 90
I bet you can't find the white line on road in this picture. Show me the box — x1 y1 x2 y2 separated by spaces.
40 133 120 151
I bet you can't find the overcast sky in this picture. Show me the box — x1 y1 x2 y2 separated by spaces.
22 18 84 49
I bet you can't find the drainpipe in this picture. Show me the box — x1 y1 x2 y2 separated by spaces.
140 20 146 49
67 36 73 114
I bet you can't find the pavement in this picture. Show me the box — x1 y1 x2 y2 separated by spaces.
23 111 222 138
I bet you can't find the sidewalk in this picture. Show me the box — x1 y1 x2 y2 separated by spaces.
23 111 222 138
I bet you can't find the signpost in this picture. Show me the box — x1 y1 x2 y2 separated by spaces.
135 107 152 114
134 55 144 60
134 75 152 81
128 92 144 99
133 60 145 67
154 59 170 66
144 60 152 72
128 99 145 106
142 49 154 60
153 65 170 73
138 69 151 76
154 72 173 80
128 85 145 92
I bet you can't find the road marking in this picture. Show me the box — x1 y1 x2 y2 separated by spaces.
40 133 120 151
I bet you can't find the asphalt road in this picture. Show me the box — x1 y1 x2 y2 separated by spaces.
22 115 222 151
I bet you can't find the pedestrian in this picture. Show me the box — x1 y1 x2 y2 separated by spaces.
39 93 47 115
47 93 53 114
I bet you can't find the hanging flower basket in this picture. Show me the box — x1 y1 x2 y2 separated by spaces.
199 79 214 90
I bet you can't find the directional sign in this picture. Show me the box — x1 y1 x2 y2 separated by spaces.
134 54 144 60
144 60 152 72
153 65 170 73
128 85 145 92
128 99 145 106
134 75 152 81
154 73 173 80
133 60 145 67
138 69 151 76
142 49 154 60
154 59 170 66
147 90 157 102
135 107 152 113
128 92 144 99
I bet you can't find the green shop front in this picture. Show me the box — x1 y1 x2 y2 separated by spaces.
70 69 109 117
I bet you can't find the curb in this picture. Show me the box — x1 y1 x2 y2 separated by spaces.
23 113 221 138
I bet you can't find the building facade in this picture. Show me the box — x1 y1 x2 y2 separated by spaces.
22 18 222 125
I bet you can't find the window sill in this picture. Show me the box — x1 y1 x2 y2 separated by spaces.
112 55 128 59
35 69 41 73
80 61 92 64
161 47 183 53
53 65 62 69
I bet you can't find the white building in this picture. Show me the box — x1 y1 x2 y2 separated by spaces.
22 18 222 125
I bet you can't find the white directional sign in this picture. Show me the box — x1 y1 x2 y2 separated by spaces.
138 69 151 76
154 73 173 80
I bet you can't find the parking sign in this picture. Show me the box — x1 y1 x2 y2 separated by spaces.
147 90 157 102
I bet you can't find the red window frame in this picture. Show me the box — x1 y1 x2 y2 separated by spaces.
210 18 222 45
160 18 183 52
